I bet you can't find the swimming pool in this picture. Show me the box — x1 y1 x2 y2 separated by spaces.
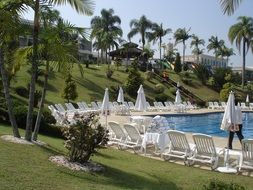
164 112 253 138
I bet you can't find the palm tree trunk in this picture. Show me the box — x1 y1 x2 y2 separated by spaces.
32 61 49 141
25 0 40 141
159 36 162 61
0 49 20 138
242 39 246 88
183 41 186 69
97 50 99 66
105 49 108 66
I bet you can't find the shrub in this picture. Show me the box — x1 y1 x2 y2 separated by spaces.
0 108 9 123
62 113 108 163
106 68 114 78
193 64 210 84
41 109 56 125
40 124 63 138
155 94 168 102
170 87 176 95
203 178 245 190
182 71 190 78
220 88 230 101
182 77 192 85
174 53 182 73
15 86 29 98
145 71 155 81
154 84 165 94
62 74 78 103
125 67 143 97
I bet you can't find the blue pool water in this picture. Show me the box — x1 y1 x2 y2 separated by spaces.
164 112 253 139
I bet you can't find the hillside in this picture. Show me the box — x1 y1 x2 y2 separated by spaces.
11 64 219 106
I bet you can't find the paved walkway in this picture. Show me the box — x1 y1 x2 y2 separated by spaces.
100 108 253 176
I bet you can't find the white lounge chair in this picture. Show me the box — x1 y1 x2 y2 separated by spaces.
146 102 157 111
221 102 227 110
108 121 127 148
162 130 194 164
237 139 253 172
208 102 214 109
249 103 253 110
128 101 136 111
187 133 224 170
123 124 143 152
213 102 222 109
91 101 100 110
240 102 249 110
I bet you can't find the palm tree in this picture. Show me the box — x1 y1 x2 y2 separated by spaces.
91 9 122 64
147 23 171 61
217 45 235 65
25 0 94 141
219 0 243 15
174 28 191 69
223 47 235 64
0 1 29 138
32 8 85 141
228 16 253 87
128 15 153 50
207 35 225 59
190 34 205 64
165 42 178 63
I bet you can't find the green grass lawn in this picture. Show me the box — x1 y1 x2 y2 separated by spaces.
0 125 252 190
11 63 219 106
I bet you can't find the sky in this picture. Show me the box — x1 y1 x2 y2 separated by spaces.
22 0 253 67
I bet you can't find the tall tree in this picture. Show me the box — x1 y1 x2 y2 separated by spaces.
207 35 224 60
219 0 243 16
91 9 122 64
228 16 253 87
190 34 205 64
128 15 153 50
25 0 94 141
174 28 191 69
147 23 171 61
32 8 85 141
0 1 30 138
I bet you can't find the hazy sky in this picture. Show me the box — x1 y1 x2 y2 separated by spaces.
23 0 253 67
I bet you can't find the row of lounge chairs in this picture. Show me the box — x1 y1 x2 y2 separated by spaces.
208 101 253 110
108 121 253 172
48 100 199 125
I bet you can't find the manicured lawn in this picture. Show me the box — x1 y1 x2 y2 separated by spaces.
0 125 252 190
11 64 219 106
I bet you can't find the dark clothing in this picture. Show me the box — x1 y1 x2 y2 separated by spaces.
228 124 244 149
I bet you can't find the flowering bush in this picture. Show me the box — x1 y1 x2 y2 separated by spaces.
62 113 108 164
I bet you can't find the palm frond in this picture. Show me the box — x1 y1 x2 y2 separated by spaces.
219 0 243 16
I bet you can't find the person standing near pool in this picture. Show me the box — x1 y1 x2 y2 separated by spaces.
228 103 244 149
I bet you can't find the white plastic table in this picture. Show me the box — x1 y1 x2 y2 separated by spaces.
216 149 241 173
142 132 169 155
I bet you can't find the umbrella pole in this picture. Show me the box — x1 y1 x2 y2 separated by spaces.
105 114 108 130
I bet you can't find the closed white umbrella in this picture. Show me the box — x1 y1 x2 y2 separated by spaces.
220 91 236 131
217 91 237 173
101 88 110 128
175 89 182 104
117 87 124 103
135 85 147 111
246 94 249 103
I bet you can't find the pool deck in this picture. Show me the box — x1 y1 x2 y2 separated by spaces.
102 108 243 149
100 108 253 176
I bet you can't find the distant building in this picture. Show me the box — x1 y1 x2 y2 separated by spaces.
232 66 253 81
18 19 92 61
184 54 228 70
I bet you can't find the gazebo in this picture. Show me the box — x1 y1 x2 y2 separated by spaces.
108 42 142 60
